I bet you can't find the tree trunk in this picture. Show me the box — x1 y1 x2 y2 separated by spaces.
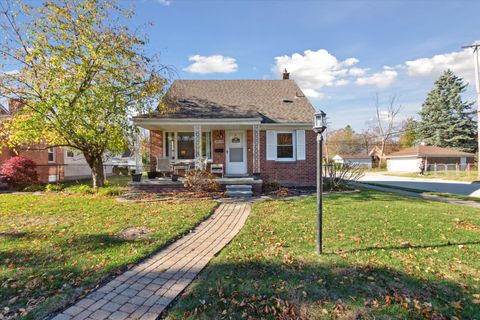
380 140 386 166
83 152 105 188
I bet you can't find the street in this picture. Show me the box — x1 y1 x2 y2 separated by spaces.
359 172 480 197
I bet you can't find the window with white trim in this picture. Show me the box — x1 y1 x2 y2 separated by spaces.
277 132 294 159
266 129 305 162
48 147 55 162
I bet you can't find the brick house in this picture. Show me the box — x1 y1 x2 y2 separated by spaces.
0 100 102 183
133 72 317 187
386 145 475 172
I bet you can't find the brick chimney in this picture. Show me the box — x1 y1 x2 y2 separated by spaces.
282 68 290 80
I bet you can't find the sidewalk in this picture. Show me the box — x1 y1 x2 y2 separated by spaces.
51 201 251 320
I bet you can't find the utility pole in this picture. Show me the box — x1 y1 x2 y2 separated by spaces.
462 43 480 178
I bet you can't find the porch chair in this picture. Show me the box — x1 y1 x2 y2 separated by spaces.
210 163 224 178
156 157 172 177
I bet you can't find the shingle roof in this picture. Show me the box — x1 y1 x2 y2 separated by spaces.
387 145 474 158
137 80 316 123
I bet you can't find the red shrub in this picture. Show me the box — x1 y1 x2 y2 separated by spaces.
0 156 38 186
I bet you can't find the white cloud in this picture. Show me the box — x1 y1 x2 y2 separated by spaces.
273 49 361 99
404 48 474 82
334 79 350 86
184 55 238 74
349 67 368 76
356 69 398 88
3 69 19 75
302 88 324 99
157 0 171 6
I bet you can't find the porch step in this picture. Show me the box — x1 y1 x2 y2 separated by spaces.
226 184 252 191
225 184 253 197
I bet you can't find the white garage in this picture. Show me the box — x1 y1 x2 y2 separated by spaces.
386 145 475 173
387 157 418 172
332 154 373 168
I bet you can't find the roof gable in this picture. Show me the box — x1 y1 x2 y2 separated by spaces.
142 80 315 123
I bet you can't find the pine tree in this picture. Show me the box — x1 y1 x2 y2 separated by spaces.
417 70 477 153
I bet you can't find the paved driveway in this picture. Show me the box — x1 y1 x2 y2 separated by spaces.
359 172 480 197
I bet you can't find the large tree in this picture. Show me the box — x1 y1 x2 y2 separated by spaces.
370 94 402 162
416 70 477 153
0 0 166 187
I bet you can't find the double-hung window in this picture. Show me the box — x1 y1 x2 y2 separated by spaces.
47 147 55 162
276 132 294 160
266 129 306 162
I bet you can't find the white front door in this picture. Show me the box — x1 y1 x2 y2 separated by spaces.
226 131 247 175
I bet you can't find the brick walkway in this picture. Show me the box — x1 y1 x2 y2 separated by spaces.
51 201 251 320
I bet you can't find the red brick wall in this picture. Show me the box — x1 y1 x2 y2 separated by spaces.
423 156 475 165
149 130 163 167
259 130 316 187
212 130 226 168
247 130 253 174
0 147 14 165
17 146 65 182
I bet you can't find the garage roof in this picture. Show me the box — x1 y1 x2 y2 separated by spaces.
387 145 474 158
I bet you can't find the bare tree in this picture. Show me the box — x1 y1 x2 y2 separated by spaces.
373 94 402 162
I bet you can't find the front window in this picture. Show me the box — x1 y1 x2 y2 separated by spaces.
48 147 55 162
165 132 212 160
277 132 294 159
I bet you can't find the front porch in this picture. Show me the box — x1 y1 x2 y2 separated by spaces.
136 118 262 178
129 176 263 195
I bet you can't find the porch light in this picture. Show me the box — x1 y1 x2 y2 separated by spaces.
313 111 327 134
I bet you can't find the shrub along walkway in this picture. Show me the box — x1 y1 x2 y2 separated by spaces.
51 201 251 320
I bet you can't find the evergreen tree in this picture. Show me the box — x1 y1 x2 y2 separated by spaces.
417 70 477 153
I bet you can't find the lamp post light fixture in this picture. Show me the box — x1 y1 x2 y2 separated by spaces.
313 111 327 255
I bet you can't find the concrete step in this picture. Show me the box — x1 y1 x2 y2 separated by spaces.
226 184 252 191
225 190 253 198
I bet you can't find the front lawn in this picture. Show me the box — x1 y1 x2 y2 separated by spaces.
169 190 480 319
0 193 216 319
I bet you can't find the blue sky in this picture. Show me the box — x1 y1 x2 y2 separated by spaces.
5 0 480 131
126 0 480 131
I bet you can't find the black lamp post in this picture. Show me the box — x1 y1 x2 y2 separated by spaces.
313 111 327 254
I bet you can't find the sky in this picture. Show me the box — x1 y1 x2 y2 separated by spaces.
5 0 480 131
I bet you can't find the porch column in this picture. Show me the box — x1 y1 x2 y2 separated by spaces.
253 124 260 173
194 124 202 169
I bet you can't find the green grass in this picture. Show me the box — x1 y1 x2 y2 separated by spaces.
0 193 217 319
168 191 480 319
386 171 480 182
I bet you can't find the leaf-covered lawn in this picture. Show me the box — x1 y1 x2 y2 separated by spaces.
0 193 216 320
168 190 480 319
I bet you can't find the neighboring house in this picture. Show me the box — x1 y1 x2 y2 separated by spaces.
0 99 113 183
369 144 401 167
332 154 372 168
386 145 475 172
133 72 316 186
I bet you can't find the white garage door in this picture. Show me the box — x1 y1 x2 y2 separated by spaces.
387 157 418 172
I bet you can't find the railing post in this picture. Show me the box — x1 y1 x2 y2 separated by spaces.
193 124 202 169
